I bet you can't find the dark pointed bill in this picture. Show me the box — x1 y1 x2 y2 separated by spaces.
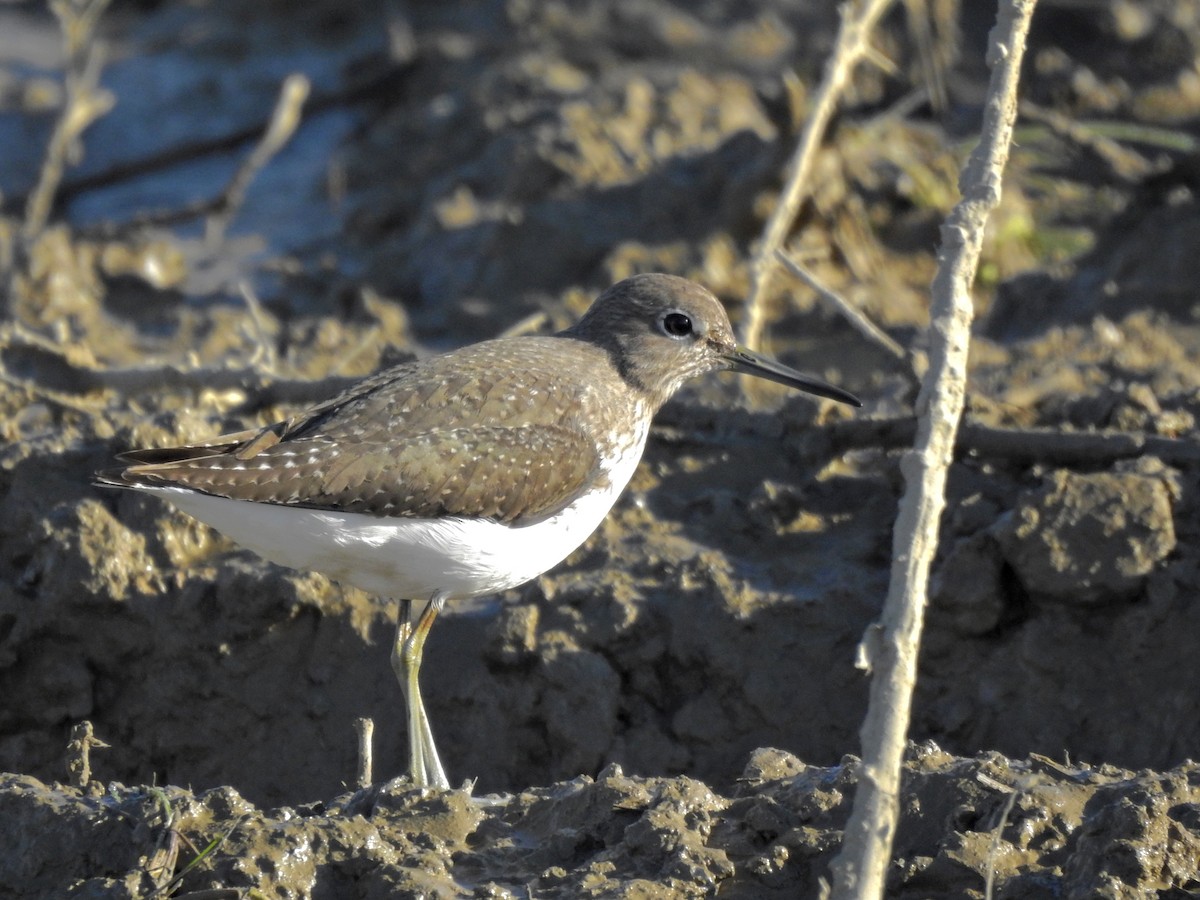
723 346 862 407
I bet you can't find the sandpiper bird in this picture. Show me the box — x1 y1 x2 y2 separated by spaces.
96 273 860 790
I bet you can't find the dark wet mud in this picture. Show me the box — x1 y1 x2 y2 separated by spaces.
9 747 1200 898
2 0 1200 896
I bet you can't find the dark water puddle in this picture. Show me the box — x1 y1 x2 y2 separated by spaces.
0 1 383 291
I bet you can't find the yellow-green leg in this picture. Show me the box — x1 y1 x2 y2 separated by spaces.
391 593 450 790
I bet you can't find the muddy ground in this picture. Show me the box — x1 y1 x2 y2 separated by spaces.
2 0 1200 896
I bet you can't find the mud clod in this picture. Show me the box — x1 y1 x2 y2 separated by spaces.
996 469 1176 604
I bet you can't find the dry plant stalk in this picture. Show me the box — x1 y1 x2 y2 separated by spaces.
65 719 109 788
821 416 1200 467
205 73 311 245
1019 100 1156 182
355 717 375 789
22 0 115 242
828 2 1038 898
773 249 919 384
740 0 897 354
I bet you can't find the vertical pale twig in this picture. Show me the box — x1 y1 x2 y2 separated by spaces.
66 719 109 788
983 777 1021 899
741 0 897 354
237 281 280 375
22 0 115 241
205 73 310 246
828 2 1037 898
355 716 374 789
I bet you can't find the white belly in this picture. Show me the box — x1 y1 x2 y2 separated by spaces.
135 435 645 600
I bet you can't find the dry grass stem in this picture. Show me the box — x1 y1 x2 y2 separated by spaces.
984 785 1020 900
773 249 920 387
820 416 1200 466
0 321 358 413
355 717 374 789
22 0 115 242
65 720 109 789
1019 100 1158 182
238 282 280 375
205 73 311 245
901 0 960 112
741 0 898 356
829 2 1038 897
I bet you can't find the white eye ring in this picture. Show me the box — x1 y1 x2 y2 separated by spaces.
659 310 694 339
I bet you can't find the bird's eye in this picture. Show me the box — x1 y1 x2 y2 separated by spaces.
660 311 694 339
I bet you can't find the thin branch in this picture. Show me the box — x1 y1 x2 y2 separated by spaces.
65 720 109 789
983 778 1022 900
829 2 1038 898
774 248 921 386
22 0 115 242
205 73 311 245
30 55 413 216
816 416 1200 467
497 309 550 339
0 323 358 407
355 717 374 790
113 73 310 237
237 281 280 376
741 0 898 354
143 813 247 899
1019 100 1157 183
902 0 949 112
650 410 1200 468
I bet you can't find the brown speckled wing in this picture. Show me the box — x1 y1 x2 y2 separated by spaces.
118 424 600 524
103 337 622 524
